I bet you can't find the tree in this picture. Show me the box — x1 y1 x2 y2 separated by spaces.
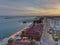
8 38 14 43
38 17 44 23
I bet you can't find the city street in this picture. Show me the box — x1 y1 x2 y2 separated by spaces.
40 18 56 45
40 31 55 45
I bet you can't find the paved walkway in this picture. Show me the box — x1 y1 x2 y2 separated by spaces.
0 38 9 45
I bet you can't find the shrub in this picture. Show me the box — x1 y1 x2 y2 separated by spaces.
8 38 14 42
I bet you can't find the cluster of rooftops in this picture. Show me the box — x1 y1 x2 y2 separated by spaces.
6 17 44 45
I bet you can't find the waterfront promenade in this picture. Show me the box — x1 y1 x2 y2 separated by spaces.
0 26 30 45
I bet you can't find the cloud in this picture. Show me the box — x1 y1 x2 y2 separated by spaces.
0 0 60 16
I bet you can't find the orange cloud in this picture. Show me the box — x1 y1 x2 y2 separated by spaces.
14 8 60 16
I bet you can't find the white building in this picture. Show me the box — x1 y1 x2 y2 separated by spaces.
47 17 60 41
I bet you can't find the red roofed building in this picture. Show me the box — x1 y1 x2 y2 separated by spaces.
21 24 43 41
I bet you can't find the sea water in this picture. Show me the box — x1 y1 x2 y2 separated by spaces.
0 16 34 40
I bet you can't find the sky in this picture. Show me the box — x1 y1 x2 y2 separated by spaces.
0 0 60 16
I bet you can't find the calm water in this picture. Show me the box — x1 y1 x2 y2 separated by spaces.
0 16 35 40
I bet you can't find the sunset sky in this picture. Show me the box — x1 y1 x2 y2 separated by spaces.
0 0 60 16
